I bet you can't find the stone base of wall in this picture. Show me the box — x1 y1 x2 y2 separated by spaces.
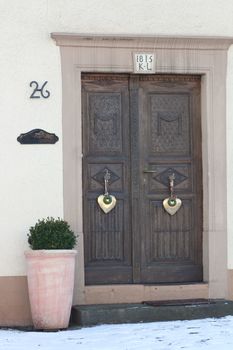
227 270 233 300
81 283 209 305
5 271 233 327
0 276 32 327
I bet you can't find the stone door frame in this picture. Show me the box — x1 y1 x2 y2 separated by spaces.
51 33 233 304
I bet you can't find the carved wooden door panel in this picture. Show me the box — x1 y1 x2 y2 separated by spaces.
82 73 203 285
138 75 203 283
82 74 132 284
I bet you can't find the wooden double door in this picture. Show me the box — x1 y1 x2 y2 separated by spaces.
82 73 203 285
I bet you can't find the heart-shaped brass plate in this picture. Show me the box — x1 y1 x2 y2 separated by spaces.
163 197 182 215
97 194 117 214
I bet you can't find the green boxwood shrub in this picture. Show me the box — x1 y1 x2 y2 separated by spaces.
28 217 77 250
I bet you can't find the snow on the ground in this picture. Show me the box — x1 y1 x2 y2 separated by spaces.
1 316 233 350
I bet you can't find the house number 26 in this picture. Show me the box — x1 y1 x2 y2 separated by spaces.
30 81 50 99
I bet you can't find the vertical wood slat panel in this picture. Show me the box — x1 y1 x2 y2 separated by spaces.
88 200 123 261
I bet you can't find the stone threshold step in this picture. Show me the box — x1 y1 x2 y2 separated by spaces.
71 299 233 326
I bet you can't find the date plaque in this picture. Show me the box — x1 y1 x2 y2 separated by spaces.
133 53 155 73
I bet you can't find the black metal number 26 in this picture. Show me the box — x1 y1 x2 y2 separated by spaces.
30 81 50 99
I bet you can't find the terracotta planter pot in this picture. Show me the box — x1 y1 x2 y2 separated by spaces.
25 250 77 330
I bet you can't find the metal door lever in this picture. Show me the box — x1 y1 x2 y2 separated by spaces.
143 169 157 173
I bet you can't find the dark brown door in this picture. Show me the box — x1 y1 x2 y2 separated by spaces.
82 74 132 284
138 75 202 283
82 73 202 285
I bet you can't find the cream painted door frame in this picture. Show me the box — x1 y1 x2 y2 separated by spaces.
51 33 233 304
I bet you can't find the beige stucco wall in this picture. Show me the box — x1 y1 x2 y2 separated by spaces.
227 44 233 269
0 0 233 277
